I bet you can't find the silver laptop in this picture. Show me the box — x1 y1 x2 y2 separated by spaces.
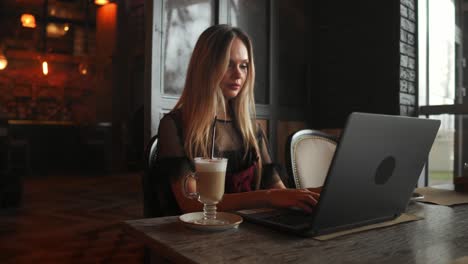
238 112 440 237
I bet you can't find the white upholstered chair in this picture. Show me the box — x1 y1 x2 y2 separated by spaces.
285 129 338 189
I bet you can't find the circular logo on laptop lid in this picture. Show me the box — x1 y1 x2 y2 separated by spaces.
375 156 396 185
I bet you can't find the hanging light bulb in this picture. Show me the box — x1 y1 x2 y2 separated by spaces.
42 61 49 75
78 62 89 75
0 55 7 70
95 0 109 5
21 14 37 28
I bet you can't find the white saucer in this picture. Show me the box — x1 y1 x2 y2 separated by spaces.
179 212 243 231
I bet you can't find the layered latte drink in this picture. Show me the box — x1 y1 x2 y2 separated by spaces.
183 157 228 225
194 158 227 204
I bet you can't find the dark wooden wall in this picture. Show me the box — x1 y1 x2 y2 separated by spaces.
308 0 417 129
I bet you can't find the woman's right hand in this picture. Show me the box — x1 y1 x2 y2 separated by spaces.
265 189 320 213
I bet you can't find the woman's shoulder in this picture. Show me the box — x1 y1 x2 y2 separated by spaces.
159 113 174 129
160 109 182 126
161 109 181 120
157 109 187 157
157 110 181 136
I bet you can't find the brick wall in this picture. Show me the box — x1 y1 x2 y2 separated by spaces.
0 58 96 124
400 0 417 116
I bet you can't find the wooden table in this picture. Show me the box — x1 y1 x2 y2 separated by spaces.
123 203 468 264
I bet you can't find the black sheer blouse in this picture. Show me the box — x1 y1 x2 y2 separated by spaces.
150 110 282 216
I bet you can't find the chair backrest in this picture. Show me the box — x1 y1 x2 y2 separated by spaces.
285 129 338 189
142 135 159 218
145 135 158 169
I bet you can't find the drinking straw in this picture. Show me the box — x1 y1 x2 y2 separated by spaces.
210 116 217 159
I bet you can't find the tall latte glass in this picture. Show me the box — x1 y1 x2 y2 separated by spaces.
183 157 228 225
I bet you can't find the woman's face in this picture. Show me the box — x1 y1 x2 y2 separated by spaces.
220 37 249 99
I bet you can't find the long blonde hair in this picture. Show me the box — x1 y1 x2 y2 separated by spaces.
173 24 260 167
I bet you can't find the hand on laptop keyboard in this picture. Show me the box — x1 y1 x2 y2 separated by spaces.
306 187 322 194
265 188 320 214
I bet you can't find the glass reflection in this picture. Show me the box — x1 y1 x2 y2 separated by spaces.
230 0 269 104
418 0 456 106
428 0 455 106
163 0 214 96
420 114 454 186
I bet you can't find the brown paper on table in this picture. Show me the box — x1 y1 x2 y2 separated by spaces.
415 187 468 206
453 256 468 264
313 213 422 241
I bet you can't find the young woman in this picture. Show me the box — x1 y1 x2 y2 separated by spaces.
154 24 319 216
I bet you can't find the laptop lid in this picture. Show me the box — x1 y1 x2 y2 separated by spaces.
306 112 440 235
239 112 440 236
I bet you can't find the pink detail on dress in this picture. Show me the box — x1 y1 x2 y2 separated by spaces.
225 162 257 193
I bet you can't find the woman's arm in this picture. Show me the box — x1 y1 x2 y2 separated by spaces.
171 176 320 214
256 125 289 189
270 179 287 189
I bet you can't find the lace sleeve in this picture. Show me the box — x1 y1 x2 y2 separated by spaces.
158 114 186 158
156 114 194 181
257 125 283 188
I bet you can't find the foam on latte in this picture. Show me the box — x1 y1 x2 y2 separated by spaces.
194 158 227 172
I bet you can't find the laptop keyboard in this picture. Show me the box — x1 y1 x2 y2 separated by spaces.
263 210 315 227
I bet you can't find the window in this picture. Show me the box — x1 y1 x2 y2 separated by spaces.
162 0 215 96
418 0 456 186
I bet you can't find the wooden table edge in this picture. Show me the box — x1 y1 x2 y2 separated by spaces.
121 220 198 264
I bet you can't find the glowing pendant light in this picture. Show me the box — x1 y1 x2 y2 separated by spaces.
21 14 37 28
78 62 89 75
42 61 49 75
94 0 109 5
0 55 7 70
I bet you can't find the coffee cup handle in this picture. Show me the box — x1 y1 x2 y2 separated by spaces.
183 172 199 200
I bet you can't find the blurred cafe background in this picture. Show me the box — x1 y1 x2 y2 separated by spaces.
0 0 145 177
1 0 467 263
